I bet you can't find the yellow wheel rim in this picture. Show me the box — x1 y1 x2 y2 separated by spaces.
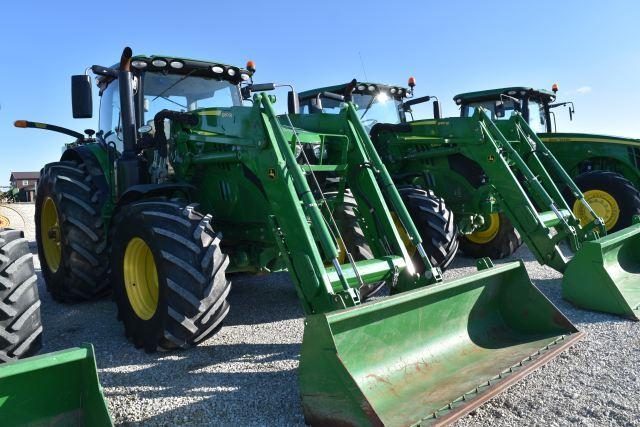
0 215 9 228
467 213 500 244
573 189 620 231
391 213 417 257
123 237 159 320
41 197 62 273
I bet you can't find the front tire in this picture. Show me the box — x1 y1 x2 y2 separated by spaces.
326 191 383 299
110 198 231 352
0 229 42 362
397 186 459 271
564 171 640 233
35 161 109 302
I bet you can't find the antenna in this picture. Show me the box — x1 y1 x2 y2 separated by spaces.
358 51 369 81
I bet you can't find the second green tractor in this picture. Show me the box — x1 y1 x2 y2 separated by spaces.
299 79 640 320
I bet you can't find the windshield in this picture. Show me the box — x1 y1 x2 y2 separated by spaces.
99 72 243 151
142 72 242 126
463 98 547 132
463 99 521 120
304 92 401 130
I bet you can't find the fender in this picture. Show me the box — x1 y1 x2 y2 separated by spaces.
61 144 113 207
115 183 195 209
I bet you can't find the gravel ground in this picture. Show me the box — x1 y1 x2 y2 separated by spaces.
3 203 639 426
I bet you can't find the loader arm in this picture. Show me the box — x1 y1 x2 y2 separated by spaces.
372 110 640 319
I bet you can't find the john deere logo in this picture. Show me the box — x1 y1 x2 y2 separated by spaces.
267 168 277 179
0 215 9 228
487 154 495 162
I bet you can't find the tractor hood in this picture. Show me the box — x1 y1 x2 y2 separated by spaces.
539 132 640 147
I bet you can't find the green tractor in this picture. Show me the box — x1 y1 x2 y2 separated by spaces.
12 47 582 425
299 79 640 320
454 85 640 233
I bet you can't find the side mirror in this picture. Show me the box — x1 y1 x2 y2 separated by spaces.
71 75 93 118
288 91 300 114
494 101 505 118
433 100 442 119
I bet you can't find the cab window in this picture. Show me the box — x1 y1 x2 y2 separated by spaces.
98 81 123 152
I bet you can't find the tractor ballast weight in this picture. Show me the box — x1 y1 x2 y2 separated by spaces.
20 49 583 424
0 345 112 426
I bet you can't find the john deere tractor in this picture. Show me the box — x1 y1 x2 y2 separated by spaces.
12 47 583 425
299 79 640 320
454 86 640 233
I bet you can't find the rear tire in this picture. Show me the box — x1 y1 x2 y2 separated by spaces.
110 198 231 352
564 171 640 233
35 161 109 302
397 186 459 271
0 229 42 362
460 212 522 259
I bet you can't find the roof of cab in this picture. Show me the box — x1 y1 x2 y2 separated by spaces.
453 87 556 104
299 81 410 100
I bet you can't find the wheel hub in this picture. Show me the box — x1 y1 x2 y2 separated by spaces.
123 237 159 320
573 190 620 231
41 197 62 273
467 213 500 244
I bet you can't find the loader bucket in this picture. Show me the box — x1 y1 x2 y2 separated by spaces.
0 345 112 426
563 222 640 320
299 261 582 426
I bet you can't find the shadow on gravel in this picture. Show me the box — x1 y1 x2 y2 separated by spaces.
531 278 633 326
225 272 303 326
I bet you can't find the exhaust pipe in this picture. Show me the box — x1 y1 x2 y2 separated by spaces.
116 46 141 193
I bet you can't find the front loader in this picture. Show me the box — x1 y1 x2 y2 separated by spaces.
454 86 640 234
299 80 640 320
0 227 112 426
15 47 582 425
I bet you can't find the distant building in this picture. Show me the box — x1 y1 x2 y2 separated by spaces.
9 171 40 202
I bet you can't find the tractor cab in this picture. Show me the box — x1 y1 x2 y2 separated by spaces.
298 81 420 130
454 86 574 133
92 55 251 153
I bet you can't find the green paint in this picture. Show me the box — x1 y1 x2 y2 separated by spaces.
300 261 581 426
0 345 112 426
302 81 640 318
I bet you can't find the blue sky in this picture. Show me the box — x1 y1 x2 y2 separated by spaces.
1 1 638 186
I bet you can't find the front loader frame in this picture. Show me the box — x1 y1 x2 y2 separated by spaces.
374 110 605 272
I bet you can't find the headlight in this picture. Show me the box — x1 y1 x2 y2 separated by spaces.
367 85 376 92
131 60 148 69
240 73 250 81
295 144 303 158
151 59 167 68
357 84 366 91
211 66 224 74
227 68 236 76
169 61 184 69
